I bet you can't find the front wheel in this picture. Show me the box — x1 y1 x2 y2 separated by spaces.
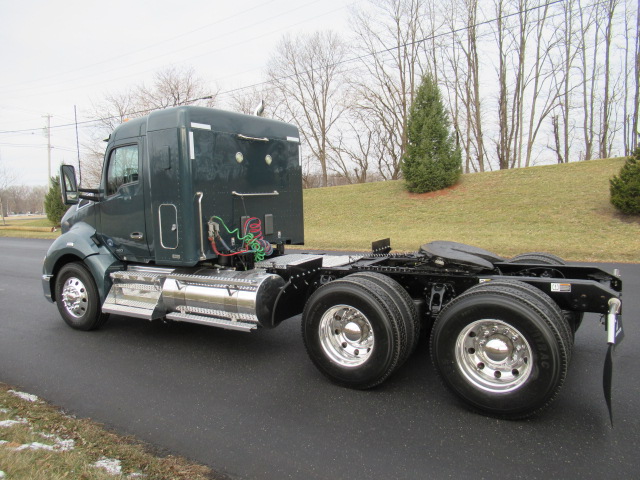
54 262 109 331
430 285 570 419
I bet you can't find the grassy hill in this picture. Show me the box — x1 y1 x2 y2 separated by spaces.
1 159 637 262
302 158 639 262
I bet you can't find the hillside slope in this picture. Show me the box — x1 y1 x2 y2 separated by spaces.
302 158 639 262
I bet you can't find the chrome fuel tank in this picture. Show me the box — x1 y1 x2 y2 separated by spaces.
161 269 285 326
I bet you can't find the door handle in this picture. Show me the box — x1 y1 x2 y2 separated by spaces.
130 232 143 240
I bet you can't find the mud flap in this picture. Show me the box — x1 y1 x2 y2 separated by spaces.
603 298 623 427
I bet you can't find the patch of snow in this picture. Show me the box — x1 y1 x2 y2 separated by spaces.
0 408 10 413
0 470 6 478
15 442 56 451
12 436 74 452
8 390 39 402
0 440 8 445
54 439 75 451
0 418 28 428
94 457 122 475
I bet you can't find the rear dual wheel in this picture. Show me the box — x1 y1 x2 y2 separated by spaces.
347 272 420 361
301 275 410 389
509 252 584 333
430 281 571 419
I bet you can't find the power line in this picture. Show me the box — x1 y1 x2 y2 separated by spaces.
0 0 602 138
0 0 329 99
0 1 280 93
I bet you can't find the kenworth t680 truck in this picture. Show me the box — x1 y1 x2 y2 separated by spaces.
43 106 624 420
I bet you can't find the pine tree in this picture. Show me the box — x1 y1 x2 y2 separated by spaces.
44 176 70 225
402 74 461 193
610 147 640 215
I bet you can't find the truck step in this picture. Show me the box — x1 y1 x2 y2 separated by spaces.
102 287 164 320
101 301 157 320
166 312 257 332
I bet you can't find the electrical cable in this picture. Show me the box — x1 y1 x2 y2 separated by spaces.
208 215 271 261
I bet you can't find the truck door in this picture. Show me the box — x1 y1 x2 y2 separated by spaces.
99 142 150 261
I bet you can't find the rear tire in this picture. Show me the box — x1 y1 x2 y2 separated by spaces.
430 285 570 419
55 262 109 331
509 252 566 265
508 253 583 334
347 272 420 361
302 277 404 389
467 279 573 357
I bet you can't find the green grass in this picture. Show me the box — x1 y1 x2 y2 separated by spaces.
302 158 639 262
1 159 638 261
0 216 60 239
0 384 215 480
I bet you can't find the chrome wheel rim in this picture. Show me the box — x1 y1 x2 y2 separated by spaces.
455 319 532 393
61 276 88 318
319 305 374 367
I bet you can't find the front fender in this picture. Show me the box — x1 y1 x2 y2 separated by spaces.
42 222 122 303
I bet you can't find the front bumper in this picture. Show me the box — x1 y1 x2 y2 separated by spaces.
42 274 54 303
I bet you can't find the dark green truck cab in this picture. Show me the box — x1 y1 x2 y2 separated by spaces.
43 106 304 303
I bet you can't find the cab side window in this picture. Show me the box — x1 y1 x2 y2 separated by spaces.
106 145 139 196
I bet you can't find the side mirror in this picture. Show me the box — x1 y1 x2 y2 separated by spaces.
60 164 79 205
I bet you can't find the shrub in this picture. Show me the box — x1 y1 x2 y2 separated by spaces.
44 176 70 225
610 147 640 215
402 73 461 193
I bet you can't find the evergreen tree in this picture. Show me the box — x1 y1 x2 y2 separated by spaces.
44 176 70 225
402 74 461 193
610 147 640 215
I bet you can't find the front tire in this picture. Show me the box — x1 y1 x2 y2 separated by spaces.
54 262 109 331
430 285 570 419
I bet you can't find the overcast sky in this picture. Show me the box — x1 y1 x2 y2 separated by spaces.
0 0 356 186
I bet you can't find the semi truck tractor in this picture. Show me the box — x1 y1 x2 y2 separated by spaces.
43 105 624 419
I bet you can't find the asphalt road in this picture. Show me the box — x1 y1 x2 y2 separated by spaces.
1 237 638 479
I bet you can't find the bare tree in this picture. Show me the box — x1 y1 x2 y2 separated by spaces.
549 0 579 165
2 185 47 215
136 66 217 112
90 89 139 132
634 0 640 151
226 85 277 116
84 66 218 187
621 0 639 153
267 31 349 187
576 0 598 161
523 0 563 167
0 155 19 224
442 0 487 172
600 0 620 159
328 105 376 184
351 0 428 180
494 0 511 169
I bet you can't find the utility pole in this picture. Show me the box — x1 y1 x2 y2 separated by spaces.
43 114 52 187
74 105 81 185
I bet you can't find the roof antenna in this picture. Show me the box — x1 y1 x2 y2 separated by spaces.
253 99 265 117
